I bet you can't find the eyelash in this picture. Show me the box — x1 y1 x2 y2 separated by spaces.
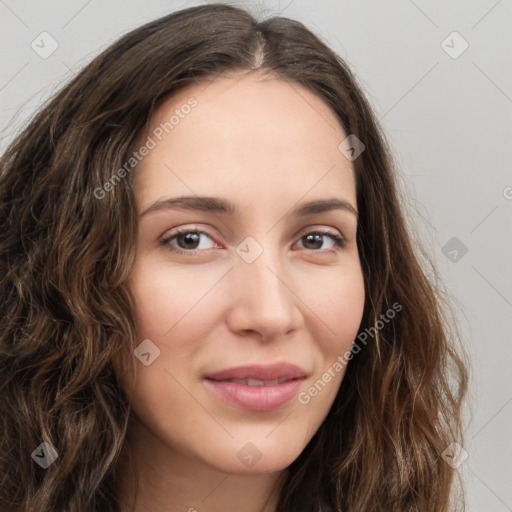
159 227 346 256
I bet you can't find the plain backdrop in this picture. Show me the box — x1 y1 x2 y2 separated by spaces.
1 1 511 510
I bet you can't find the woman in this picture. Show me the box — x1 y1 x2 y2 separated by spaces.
0 3 468 511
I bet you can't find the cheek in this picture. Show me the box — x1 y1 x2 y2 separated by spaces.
129 260 225 339
298 263 365 348
305 269 363 385
296 270 365 419
125 261 228 396
331 275 365 346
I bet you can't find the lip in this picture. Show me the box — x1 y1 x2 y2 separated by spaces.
205 362 307 381
203 362 308 412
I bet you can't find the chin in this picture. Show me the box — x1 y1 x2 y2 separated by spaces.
195 430 308 475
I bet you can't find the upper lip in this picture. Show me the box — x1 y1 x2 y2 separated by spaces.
205 362 308 381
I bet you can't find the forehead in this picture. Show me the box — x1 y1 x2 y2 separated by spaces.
133 72 356 212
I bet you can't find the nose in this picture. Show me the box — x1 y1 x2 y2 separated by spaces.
225 242 304 339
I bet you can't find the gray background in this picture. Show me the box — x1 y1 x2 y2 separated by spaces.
1 0 511 509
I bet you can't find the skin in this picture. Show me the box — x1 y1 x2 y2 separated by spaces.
115 71 365 512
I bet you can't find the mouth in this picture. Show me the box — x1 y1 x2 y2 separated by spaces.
216 377 292 386
203 362 308 412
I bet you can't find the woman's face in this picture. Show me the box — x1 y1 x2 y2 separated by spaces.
118 72 365 474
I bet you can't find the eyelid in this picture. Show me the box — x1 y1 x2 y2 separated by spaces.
294 222 346 240
295 224 342 238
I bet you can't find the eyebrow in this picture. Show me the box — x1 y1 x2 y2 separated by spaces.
140 195 358 218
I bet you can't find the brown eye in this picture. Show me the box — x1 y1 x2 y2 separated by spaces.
296 231 346 251
160 229 217 253
175 232 201 250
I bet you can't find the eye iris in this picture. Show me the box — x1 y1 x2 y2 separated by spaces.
303 233 323 249
178 232 200 249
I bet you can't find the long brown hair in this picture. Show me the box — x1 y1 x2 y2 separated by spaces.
0 3 468 511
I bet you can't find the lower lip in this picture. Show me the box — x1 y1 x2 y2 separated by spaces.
203 378 305 412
